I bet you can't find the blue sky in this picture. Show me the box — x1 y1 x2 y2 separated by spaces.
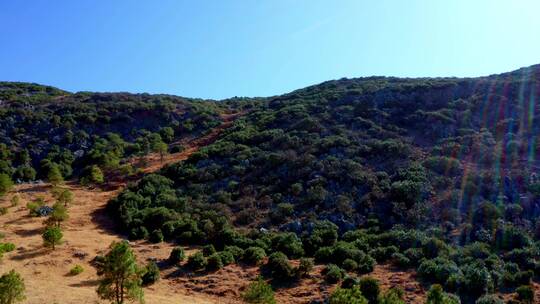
1 1 540 99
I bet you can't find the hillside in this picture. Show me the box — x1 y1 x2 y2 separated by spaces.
108 64 540 303
0 83 226 183
2 64 540 303
113 64 540 230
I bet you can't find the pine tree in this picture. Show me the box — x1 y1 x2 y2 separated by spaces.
0 269 26 304
45 203 69 227
57 189 74 207
47 165 64 186
96 241 144 304
42 226 63 250
0 174 13 198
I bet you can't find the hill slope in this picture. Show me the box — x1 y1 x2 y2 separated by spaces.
114 64 540 230
0 83 225 182
2 64 540 303
107 64 540 303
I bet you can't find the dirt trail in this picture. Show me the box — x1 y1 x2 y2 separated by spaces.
0 113 242 304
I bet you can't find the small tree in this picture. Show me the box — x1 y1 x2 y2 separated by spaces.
0 269 26 304
89 165 104 184
47 165 64 186
0 174 13 198
96 241 144 304
155 142 168 163
159 127 174 143
56 189 74 207
81 165 104 185
45 203 69 227
42 226 63 250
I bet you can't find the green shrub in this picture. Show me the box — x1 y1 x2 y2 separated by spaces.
357 254 376 274
0 243 15 252
296 257 314 277
81 165 104 185
202 244 216 256
330 242 364 265
206 253 224 271
187 252 207 270
241 277 276 304
129 226 149 240
0 174 13 197
270 233 304 258
341 276 360 289
369 246 398 262
358 276 380 304
0 269 25 303
69 265 84 275
42 226 63 250
342 259 358 271
142 261 160 286
516 285 534 304
329 286 367 304
224 245 244 260
404 248 424 266
459 263 493 298
417 257 459 285
26 198 44 217
149 229 164 243
168 247 185 264
422 238 450 259
380 287 406 304
0 207 7 215
426 284 460 304
324 264 345 283
391 253 411 268
315 246 334 263
218 251 235 266
505 270 534 287
475 294 503 304
265 252 295 281
244 247 266 265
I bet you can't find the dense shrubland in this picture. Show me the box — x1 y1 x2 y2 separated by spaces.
107 65 540 302
3 65 540 302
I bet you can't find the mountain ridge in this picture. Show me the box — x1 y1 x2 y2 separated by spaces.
2 63 539 101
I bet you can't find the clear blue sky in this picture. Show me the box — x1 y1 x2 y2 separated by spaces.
1 1 540 99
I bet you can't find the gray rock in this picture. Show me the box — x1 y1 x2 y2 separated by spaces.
37 206 53 216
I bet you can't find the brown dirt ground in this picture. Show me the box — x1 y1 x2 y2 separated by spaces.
0 112 430 304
